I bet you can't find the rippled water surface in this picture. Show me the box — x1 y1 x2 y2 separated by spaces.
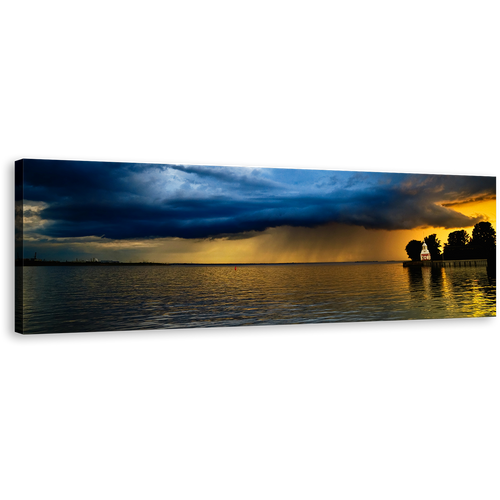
19 263 496 333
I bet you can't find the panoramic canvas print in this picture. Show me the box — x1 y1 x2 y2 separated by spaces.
15 159 496 334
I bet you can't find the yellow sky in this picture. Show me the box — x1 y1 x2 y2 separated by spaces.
417 198 496 250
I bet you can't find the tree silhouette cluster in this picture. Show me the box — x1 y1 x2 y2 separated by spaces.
405 222 496 262
405 234 442 261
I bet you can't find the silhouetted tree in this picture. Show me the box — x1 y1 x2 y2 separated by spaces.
443 230 470 259
466 222 498 260
405 240 422 261
447 230 470 247
424 234 442 260
471 222 496 248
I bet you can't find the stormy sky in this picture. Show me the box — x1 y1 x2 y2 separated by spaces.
16 159 496 262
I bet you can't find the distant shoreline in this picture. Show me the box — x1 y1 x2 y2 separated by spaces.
16 260 405 267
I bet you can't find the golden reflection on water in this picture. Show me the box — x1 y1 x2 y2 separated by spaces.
404 264 496 319
20 263 496 334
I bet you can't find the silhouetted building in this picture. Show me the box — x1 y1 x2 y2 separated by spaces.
31 252 41 262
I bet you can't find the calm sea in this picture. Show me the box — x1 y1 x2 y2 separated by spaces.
18 263 496 334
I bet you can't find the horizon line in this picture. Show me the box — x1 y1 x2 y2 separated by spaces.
18 259 406 266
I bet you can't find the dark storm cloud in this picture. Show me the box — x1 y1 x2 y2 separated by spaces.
22 160 116 195
310 186 479 231
441 194 496 207
19 159 496 239
39 195 337 239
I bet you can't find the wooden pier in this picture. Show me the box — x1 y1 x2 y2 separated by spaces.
403 259 489 268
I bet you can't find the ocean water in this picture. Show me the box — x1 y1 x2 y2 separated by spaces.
18 263 496 334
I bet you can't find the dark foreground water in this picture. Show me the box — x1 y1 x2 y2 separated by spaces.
18 263 496 334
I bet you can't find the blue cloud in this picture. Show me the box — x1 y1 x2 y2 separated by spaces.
18 159 496 239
